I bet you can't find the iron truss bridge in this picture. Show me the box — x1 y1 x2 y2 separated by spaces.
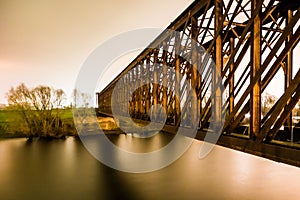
96 0 300 166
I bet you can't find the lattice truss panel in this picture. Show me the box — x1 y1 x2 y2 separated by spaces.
97 0 300 143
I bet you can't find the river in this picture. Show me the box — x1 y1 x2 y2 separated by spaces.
1 134 300 200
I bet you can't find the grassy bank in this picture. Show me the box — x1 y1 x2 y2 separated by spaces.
0 108 123 138
0 108 76 138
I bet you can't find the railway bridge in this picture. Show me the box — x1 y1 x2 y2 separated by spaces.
96 0 300 166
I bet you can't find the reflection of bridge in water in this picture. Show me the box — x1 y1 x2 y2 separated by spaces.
96 0 300 166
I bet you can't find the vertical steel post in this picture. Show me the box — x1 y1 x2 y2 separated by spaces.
124 74 128 115
153 50 159 121
175 34 181 124
191 17 199 126
250 0 262 139
134 67 139 118
127 70 134 117
139 62 144 118
146 56 151 119
162 42 168 116
214 0 223 129
198 52 202 127
130 70 135 117
101 95 103 112
99 93 102 112
229 37 235 115
96 93 99 109
284 10 293 135
135 65 139 117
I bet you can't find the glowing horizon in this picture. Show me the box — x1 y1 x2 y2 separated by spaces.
0 0 194 105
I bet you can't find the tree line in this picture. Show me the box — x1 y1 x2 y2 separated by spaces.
2 83 300 139
5 83 68 139
3 83 95 139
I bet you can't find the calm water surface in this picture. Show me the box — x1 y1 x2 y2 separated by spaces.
1 134 300 200
0 134 180 200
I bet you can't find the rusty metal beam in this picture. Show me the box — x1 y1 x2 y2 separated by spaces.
250 0 262 139
284 9 293 133
153 50 159 121
96 0 300 158
269 84 300 141
260 69 300 141
162 42 168 114
213 0 223 130
145 56 151 119
229 37 235 115
223 11 300 133
191 17 199 126
175 34 181 124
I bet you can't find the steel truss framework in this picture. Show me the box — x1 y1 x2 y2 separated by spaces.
97 0 300 152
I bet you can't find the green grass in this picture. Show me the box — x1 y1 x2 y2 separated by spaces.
0 110 6 122
0 109 20 122
0 108 76 138
0 109 75 123
60 108 73 120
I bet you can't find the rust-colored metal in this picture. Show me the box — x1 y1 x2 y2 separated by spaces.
175 33 181 124
162 42 168 114
214 0 223 130
250 0 262 140
145 56 151 119
191 17 199 126
153 49 159 121
229 37 234 116
96 0 300 152
284 9 293 134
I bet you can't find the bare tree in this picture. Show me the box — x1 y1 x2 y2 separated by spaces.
294 99 300 116
72 89 95 134
6 83 66 139
262 93 277 117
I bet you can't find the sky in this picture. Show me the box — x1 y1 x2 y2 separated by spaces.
0 0 194 105
0 0 298 106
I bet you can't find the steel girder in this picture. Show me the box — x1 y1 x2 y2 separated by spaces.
97 0 300 145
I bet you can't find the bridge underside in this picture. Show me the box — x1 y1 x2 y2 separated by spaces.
96 0 300 166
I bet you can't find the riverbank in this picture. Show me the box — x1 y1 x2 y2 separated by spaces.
0 108 121 138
